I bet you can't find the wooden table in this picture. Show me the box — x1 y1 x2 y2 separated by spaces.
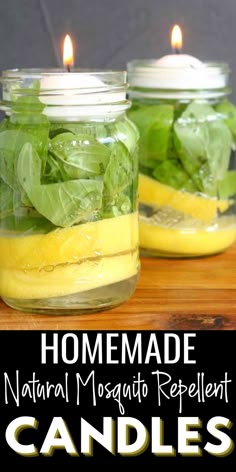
1 245 236 330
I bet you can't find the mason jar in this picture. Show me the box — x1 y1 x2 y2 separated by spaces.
0 69 139 313
127 60 236 257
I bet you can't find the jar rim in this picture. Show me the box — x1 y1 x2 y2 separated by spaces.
127 59 230 72
0 68 129 119
0 68 127 86
127 59 230 95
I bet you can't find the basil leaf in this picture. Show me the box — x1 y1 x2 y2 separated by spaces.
128 104 174 162
0 118 9 132
0 177 48 233
215 100 236 140
0 130 42 190
112 118 139 154
153 159 198 192
0 214 54 234
0 178 14 218
7 79 49 173
174 101 232 195
43 152 70 183
17 143 104 227
219 170 236 199
49 127 72 140
104 142 133 194
9 112 49 158
50 132 110 179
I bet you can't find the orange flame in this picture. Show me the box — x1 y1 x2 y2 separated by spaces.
63 34 74 69
171 25 182 51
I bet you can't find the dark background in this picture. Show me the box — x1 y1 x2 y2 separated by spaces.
0 0 236 99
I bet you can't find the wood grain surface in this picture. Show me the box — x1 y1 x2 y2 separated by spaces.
1 245 236 330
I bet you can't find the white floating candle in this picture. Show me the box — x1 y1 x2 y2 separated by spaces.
40 72 108 106
128 25 228 92
38 35 125 120
40 34 107 105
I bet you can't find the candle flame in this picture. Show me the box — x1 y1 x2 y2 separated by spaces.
171 24 182 51
63 34 74 68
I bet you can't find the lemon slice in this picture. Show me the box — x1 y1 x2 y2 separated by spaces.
0 213 139 299
0 251 139 299
139 174 230 224
139 217 236 256
0 213 138 270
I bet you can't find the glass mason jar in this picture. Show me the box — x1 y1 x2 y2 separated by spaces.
0 69 139 313
127 60 236 257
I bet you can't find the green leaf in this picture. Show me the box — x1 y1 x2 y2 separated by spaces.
17 143 104 227
49 127 72 140
112 118 139 154
7 79 49 172
0 130 42 189
153 159 198 192
43 152 70 183
9 113 49 160
0 118 9 132
0 177 47 232
174 101 232 195
50 132 110 179
0 214 54 234
128 104 174 161
219 170 236 199
0 178 14 218
104 141 133 194
215 100 236 140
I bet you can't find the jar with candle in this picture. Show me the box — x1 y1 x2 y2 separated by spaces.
0 69 139 313
127 28 236 257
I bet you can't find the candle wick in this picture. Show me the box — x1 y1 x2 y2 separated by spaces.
174 47 181 54
66 64 71 73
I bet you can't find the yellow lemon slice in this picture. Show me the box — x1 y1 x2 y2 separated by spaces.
0 251 139 299
139 217 236 257
139 174 229 224
0 213 138 270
